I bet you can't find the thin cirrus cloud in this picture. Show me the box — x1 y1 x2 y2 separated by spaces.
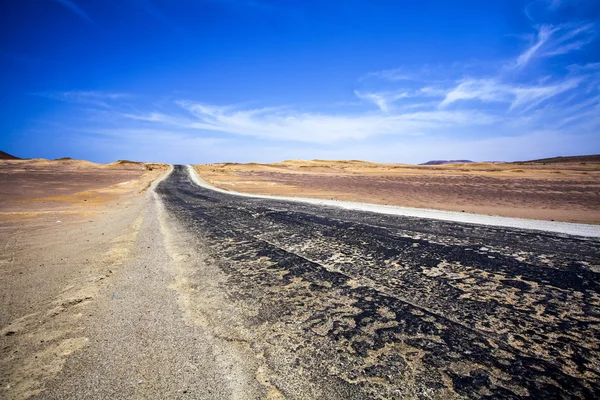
32 91 129 101
51 26 598 151
53 0 94 24
439 78 582 111
357 18 597 116
73 49 596 150
361 68 415 82
353 91 411 112
355 21 596 114
52 0 170 24
30 91 130 108
116 101 496 144
514 23 595 68
111 67 590 146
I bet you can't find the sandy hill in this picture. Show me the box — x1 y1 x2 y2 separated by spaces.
516 155 600 164
420 160 474 165
0 150 20 160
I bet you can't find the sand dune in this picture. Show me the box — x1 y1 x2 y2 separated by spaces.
0 158 167 213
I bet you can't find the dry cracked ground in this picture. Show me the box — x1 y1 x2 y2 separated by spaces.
1 162 600 399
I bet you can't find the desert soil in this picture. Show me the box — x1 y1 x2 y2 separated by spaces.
0 159 166 398
1 159 276 399
193 160 600 224
2 160 600 399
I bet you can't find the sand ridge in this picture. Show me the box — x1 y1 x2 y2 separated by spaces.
0 159 165 213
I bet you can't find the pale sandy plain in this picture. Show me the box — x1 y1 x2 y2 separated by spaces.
194 157 600 225
1 159 273 399
0 159 167 398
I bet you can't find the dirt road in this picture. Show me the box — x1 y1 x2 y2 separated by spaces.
1 163 264 399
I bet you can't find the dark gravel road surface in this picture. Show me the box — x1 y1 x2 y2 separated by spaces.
157 165 600 399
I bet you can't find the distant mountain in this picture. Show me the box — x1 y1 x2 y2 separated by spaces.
0 150 20 160
420 160 474 165
514 155 600 164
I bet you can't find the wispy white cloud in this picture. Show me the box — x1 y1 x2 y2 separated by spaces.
113 101 496 144
567 62 600 72
440 78 581 110
361 68 415 82
515 25 555 68
53 0 93 24
361 63 493 84
511 79 581 110
440 79 509 107
39 60 596 158
354 87 449 112
354 90 411 112
34 79 599 163
132 0 172 25
548 0 562 9
515 23 595 68
30 90 130 109
62 91 129 101
544 23 595 56
85 127 227 146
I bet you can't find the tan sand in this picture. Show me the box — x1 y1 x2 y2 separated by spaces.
193 159 600 224
0 159 168 399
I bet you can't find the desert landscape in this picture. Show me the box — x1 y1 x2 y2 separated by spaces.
194 155 600 224
1 154 600 398
4 1 600 398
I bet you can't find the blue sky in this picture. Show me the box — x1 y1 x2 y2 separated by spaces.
1 0 599 163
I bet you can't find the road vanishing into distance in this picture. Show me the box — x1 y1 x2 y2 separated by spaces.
157 165 600 399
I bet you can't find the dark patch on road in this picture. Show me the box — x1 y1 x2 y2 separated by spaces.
157 165 600 399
